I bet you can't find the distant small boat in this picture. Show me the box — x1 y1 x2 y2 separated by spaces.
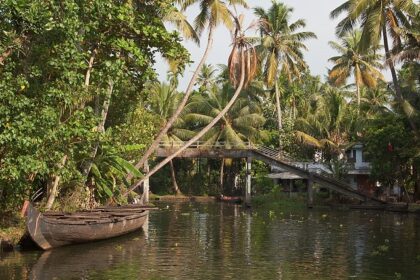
23 202 151 250
217 195 242 203
349 204 386 210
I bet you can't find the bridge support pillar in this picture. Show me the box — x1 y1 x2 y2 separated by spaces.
245 157 252 206
307 175 313 208
143 159 150 204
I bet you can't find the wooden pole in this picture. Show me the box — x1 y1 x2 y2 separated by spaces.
307 175 314 208
289 180 293 198
143 159 150 204
245 157 252 206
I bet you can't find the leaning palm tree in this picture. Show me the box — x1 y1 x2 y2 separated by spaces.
125 13 258 195
128 0 249 180
330 0 417 111
328 29 384 107
254 1 316 149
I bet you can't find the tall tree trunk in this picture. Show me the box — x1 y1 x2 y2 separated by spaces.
84 49 97 88
220 159 225 194
356 82 361 109
274 80 283 150
169 160 182 195
45 155 68 210
126 26 215 181
383 25 417 132
125 49 246 196
81 80 114 180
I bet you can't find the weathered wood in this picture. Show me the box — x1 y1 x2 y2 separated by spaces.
25 203 148 250
307 176 314 208
156 148 250 159
245 157 252 206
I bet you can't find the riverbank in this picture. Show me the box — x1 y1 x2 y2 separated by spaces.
0 212 25 252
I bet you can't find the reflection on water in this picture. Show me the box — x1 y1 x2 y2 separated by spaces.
1 202 419 279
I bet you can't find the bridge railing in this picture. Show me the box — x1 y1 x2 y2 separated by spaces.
158 141 253 149
158 141 292 160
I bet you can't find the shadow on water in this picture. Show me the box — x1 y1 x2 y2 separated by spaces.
29 231 147 280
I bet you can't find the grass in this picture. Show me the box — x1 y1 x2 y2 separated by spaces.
0 211 26 246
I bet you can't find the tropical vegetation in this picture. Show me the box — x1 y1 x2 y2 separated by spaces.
1 0 419 216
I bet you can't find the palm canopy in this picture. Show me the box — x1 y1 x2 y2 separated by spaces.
330 0 417 51
146 81 194 143
164 6 200 44
328 29 384 106
295 86 360 155
196 63 219 93
390 7 420 63
179 0 248 35
254 1 317 85
182 86 266 148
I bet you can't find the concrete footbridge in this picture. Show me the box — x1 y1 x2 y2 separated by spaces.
156 141 385 206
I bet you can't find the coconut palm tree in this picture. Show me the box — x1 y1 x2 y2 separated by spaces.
330 0 417 106
390 8 420 64
328 29 384 107
184 86 265 147
295 85 360 158
254 1 316 149
147 81 194 195
129 0 249 178
164 6 200 44
360 84 392 117
183 84 265 190
125 13 257 195
196 64 218 93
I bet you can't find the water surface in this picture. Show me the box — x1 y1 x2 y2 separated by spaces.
1 202 419 279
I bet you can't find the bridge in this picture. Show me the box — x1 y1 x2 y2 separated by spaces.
156 141 385 206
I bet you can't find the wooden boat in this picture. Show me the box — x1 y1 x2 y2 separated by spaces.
217 195 242 203
23 202 151 250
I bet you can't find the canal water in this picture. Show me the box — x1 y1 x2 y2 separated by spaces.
1 202 419 280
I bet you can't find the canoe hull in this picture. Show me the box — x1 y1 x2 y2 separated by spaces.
26 204 148 250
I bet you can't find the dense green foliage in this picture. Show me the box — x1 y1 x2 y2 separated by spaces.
0 0 188 209
1 0 419 211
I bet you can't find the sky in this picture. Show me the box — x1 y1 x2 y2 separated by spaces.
155 0 349 89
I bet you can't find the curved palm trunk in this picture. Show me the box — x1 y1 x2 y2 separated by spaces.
125 50 246 195
169 159 182 195
275 80 283 150
126 26 215 182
